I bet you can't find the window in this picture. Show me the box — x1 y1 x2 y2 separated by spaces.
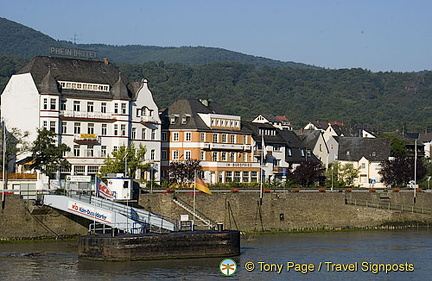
287 148 292 156
150 149 155 160
243 152 248 162
61 100 66 110
200 132 206 142
212 152 218 161
43 98 48 110
43 121 48 129
162 132 168 141
151 129 156 140
87 102 94 112
361 163 366 169
62 121 67 134
185 150 191 160
132 127 136 139
161 150 167 160
142 128 146 139
74 145 80 157
173 132 179 141
114 103 118 114
221 152 227 161
49 121 55 132
230 152 235 162
88 166 99 174
243 171 249 182
74 165 85 174
200 150 205 160
101 124 107 135
87 123 94 134
50 99 56 110
251 171 258 182
274 145 281 151
101 146 107 157
234 171 241 182
222 134 227 143
86 145 94 157
101 102 107 113
113 146 118 152
74 122 81 134
121 103 127 114
114 124 118 135
121 124 126 136
230 134 236 144
185 132 192 141
173 150 179 160
73 101 80 111
213 133 218 143
243 135 248 144
226 171 233 182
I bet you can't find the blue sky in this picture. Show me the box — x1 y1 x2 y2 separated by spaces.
1 0 431 72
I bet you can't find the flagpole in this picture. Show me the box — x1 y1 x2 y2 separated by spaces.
259 134 264 205
193 170 196 221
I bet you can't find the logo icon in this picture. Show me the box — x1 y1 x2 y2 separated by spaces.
220 258 237 276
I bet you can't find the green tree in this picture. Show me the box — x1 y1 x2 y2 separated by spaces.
339 163 361 186
98 143 148 179
380 133 408 157
30 128 70 177
0 125 31 172
324 162 345 188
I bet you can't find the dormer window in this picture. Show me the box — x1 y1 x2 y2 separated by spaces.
170 114 179 124
181 114 191 124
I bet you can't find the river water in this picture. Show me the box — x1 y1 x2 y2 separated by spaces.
0 229 430 280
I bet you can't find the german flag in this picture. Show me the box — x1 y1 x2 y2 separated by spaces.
195 177 212 194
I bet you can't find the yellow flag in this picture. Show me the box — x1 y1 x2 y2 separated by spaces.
195 177 212 194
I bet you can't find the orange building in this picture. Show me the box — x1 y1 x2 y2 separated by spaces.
160 99 260 184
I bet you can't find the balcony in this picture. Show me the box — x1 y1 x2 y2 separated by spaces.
203 143 252 151
74 134 101 144
60 111 115 121
140 116 159 125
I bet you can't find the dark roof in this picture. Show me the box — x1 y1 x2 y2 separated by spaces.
338 137 391 161
242 121 286 144
299 130 322 150
309 121 329 130
161 99 246 133
17 56 138 100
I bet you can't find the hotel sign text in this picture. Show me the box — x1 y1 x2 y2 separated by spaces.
49 46 98 59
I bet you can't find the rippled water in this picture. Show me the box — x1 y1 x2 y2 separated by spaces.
0 229 430 280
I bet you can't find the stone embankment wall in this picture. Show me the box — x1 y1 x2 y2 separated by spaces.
0 194 88 240
1 191 432 240
139 191 432 232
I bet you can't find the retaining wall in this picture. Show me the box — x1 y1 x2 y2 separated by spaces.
139 191 432 232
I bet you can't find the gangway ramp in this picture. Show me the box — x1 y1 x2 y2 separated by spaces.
43 194 177 233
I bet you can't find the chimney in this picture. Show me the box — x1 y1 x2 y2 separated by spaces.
104 58 109 65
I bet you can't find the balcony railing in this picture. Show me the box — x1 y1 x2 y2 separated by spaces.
140 116 159 124
203 143 252 151
60 110 114 120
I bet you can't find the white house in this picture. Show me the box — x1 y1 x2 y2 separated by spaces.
337 137 391 188
1 56 161 188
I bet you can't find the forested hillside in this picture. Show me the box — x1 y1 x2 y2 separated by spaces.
117 61 432 131
0 17 315 69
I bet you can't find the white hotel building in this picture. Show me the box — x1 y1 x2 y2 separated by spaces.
1 56 161 187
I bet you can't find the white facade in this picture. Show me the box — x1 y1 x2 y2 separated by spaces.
1 57 161 187
339 157 385 188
